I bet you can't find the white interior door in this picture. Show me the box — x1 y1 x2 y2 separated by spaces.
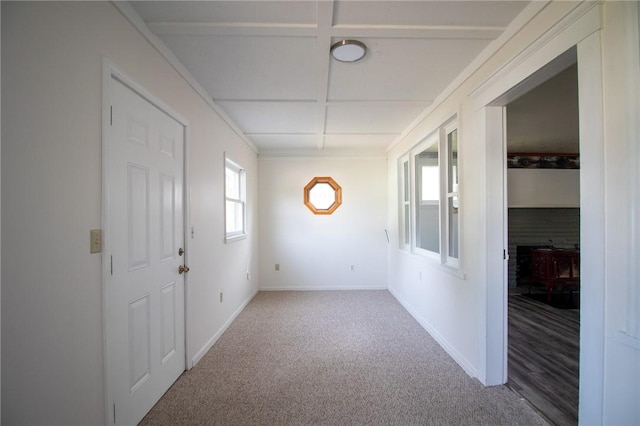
105 76 186 425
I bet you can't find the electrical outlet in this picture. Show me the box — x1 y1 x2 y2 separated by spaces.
419 272 422 280
350 264 355 271
246 271 250 280
275 264 280 271
90 229 102 254
220 292 223 303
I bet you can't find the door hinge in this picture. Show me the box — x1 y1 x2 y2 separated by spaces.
113 403 116 424
503 250 509 260
110 255 113 275
110 106 113 126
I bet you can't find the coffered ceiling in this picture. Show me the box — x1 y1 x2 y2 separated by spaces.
130 1 531 154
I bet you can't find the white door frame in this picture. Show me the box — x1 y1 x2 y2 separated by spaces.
472 3 605 422
101 59 192 424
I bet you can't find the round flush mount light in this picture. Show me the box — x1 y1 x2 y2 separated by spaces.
330 39 367 62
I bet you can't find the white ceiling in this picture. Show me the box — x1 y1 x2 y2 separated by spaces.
507 63 579 154
130 1 531 154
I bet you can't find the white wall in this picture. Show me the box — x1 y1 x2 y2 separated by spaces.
387 1 639 424
1 2 258 424
259 156 387 290
600 2 640 424
2 2 638 425
507 169 579 207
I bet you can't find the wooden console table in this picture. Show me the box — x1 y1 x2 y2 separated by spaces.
531 249 580 301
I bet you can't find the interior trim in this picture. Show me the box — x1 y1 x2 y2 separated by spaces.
111 1 259 154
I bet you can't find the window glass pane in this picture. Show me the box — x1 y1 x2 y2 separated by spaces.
225 156 246 239
308 182 335 210
448 129 458 193
415 143 440 254
448 196 459 259
421 166 439 201
403 161 409 202
404 204 410 245
447 127 459 260
398 157 410 249
225 167 240 199
226 200 243 234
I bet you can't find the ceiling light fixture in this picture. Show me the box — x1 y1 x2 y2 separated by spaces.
330 40 367 62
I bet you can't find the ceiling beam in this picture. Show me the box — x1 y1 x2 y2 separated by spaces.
112 1 259 153
331 25 503 40
315 0 334 150
148 22 318 37
147 22 504 40
213 99 433 106
245 132 399 136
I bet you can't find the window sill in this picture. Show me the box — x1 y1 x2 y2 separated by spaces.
441 262 467 280
225 233 247 244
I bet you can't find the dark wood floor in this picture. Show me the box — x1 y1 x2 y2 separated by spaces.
508 293 579 426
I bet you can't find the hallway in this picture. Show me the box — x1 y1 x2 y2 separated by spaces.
142 291 547 425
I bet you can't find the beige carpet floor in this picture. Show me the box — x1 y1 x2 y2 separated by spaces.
140 290 547 425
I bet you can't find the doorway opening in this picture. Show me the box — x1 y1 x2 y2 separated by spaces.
504 56 580 425
481 10 605 421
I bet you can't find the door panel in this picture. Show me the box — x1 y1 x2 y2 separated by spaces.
128 164 150 271
160 282 177 363
106 77 185 425
159 173 176 263
129 294 151 393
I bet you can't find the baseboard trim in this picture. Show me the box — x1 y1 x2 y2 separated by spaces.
191 288 259 367
260 285 388 291
388 286 478 379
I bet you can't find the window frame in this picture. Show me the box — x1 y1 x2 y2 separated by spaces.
304 176 342 215
411 132 441 260
398 153 411 251
444 121 460 268
399 116 462 273
224 154 247 242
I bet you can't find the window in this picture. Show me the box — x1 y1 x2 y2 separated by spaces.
225 155 246 241
414 134 440 256
445 124 459 267
399 117 460 270
304 176 342 215
399 154 411 250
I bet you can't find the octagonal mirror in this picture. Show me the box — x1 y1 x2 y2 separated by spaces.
304 177 342 215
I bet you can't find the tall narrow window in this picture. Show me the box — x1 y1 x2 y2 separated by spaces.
399 154 411 250
400 116 461 272
225 155 246 241
446 124 459 266
414 134 440 256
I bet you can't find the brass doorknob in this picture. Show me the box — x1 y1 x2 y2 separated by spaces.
178 265 190 274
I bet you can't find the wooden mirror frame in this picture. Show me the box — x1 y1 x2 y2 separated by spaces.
304 176 342 215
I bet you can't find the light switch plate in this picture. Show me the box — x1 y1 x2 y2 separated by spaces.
90 229 102 254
